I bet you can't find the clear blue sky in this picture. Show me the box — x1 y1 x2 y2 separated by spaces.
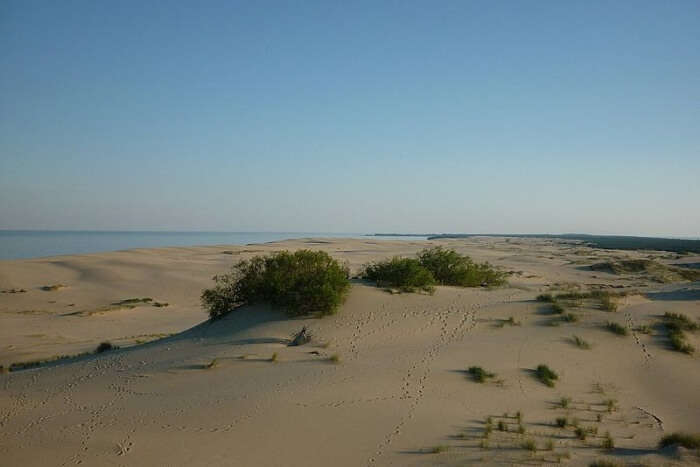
2 1 699 236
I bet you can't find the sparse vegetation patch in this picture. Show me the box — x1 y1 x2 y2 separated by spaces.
606 322 628 336
572 335 591 349
662 313 696 354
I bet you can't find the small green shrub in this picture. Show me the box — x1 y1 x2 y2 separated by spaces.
535 364 558 387
605 399 617 413
606 322 628 336
362 257 435 293
634 324 652 334
537 293 555 302
429 445 449 454
202 250 350 319
560 396 571 408
498 316 521 327
329 353 341 364
468 366 495 383
551 302 565 314
562 312 579 323
95 341 118 353
417 246 506 287
497 420 507 431
555 417 568 428
659 432 700 449
269 352 278 362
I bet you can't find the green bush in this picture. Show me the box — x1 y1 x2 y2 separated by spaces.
417 247 506 287
201 250 350 319
535 364 558 387
536 293 555 302
362 257 435 293
467 366 495 383
659 432 700 449
95 342 118 353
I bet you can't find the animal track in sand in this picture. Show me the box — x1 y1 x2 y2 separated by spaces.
368 297 484 465
623 309 652 364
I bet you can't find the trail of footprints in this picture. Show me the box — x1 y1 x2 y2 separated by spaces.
624 309 652 363
368 297 485 465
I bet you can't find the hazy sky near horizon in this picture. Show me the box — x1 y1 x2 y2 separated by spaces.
1 1 699 236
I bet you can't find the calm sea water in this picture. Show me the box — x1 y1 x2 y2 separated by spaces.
0 231 426 260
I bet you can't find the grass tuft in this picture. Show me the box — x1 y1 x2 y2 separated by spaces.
429 445 449 454
572 335 591 349
602 431 614 450
467 366 495 383
535 364 559 387
521 439 537 452
606 322 628 336
328 353 341 364
562 312 579 323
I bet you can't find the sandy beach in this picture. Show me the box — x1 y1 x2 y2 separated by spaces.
1 237 699 466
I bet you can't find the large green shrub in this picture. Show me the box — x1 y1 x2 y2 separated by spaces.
362 257 436 293
201 250 350 319
417 246 506 287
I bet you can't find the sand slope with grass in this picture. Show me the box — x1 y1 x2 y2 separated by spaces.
1 237 699 466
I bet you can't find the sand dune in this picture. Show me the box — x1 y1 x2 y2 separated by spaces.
1 237 699 466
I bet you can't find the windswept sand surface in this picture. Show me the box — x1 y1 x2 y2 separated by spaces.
1 237 699 466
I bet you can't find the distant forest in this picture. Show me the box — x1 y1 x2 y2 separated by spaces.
372 233 700 254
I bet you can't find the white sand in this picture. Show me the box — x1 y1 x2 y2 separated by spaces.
1 237 698 466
